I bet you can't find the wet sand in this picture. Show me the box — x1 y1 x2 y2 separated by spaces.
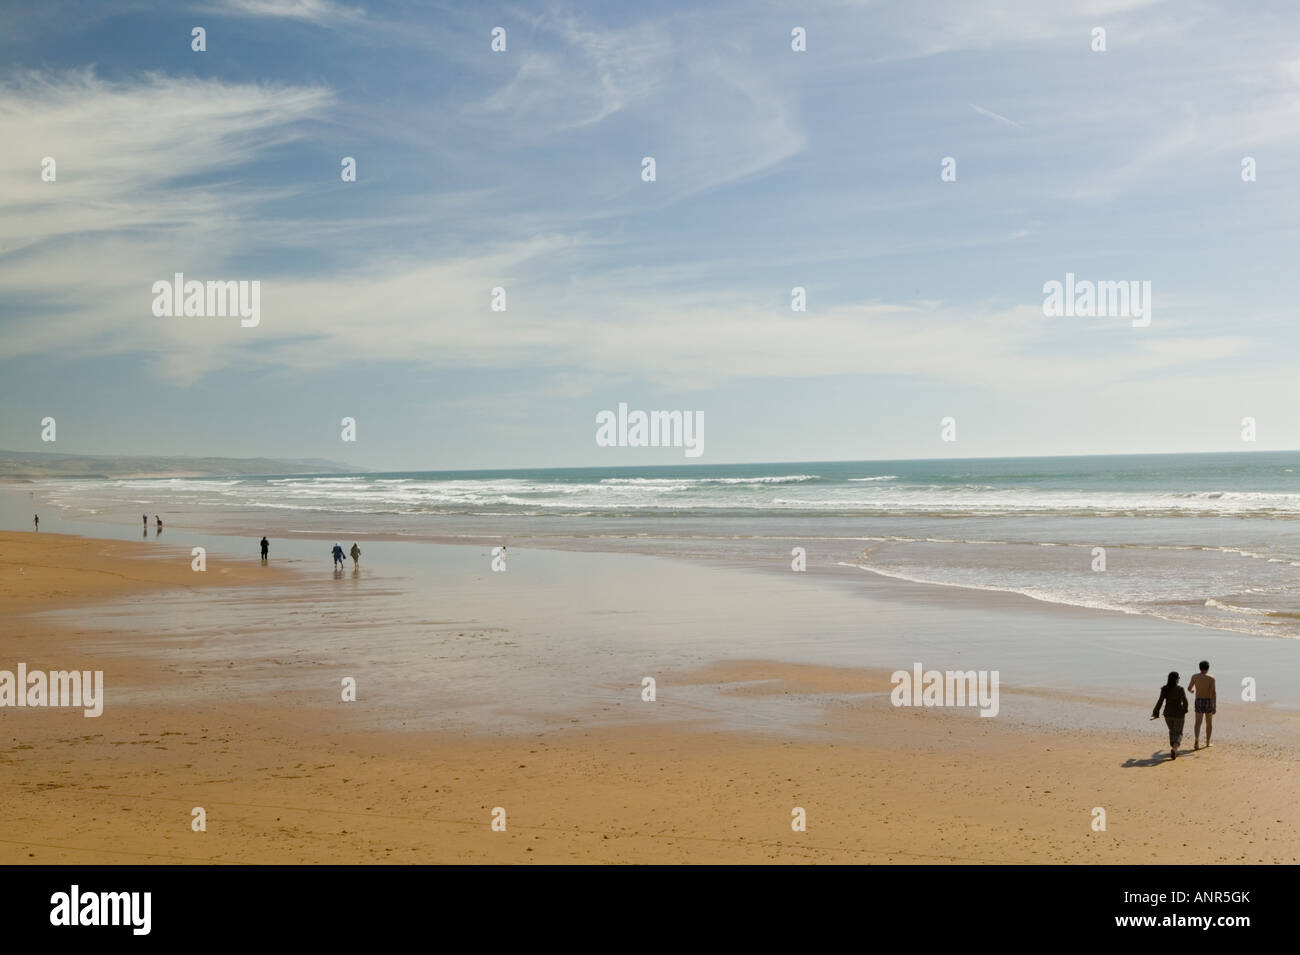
2 531 1299 864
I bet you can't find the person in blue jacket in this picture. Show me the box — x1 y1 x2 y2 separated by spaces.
331 542 345 569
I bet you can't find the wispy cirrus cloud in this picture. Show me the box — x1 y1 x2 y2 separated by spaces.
850 0 1184 60
0 69 334 255
206 0 364 23
970 103 1024 129
474 13 671 132
463 8 806 204
0 68 338 370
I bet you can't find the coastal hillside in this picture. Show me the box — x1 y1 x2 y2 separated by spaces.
0 449 359 479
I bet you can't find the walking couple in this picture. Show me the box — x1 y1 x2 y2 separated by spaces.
1150 661 1216 761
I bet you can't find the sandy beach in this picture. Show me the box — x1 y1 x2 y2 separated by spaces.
3 530 1298 864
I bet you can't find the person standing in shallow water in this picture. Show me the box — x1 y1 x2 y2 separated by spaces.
349 542 361 569
1151 671 1190 760
331 542 345 569
33 514 38 530
260 536 269 563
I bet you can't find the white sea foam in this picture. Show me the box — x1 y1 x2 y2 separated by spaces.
846 562 1297 638
39 474 1300 520
1204 598 1272 616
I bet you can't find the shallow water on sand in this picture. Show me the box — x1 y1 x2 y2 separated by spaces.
17 516 1300 737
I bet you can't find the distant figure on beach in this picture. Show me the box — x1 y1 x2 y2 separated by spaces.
260 536 269 562
143 514 148 528
332 542 345 569
155 515 163 529
33 514 38 530
1151 671 1190 760
349 542 361 569
1188 661 1216 749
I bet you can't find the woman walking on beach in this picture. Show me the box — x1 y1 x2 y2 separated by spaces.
1151 671 1190 760
349 542 361 569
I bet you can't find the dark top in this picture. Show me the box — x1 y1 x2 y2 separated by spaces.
1152 684 1189 719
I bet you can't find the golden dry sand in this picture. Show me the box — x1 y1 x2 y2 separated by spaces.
2 532 1298 864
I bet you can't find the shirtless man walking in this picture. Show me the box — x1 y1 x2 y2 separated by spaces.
1188 660 1216 750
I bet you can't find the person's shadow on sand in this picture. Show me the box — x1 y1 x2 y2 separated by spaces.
1123 750 1200 768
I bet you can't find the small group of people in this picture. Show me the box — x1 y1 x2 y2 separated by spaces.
143 514 162 529
1151 661 1216 760
257 538 362 572
332 541 361 570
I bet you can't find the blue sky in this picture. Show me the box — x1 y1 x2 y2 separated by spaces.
2 0 1300 469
